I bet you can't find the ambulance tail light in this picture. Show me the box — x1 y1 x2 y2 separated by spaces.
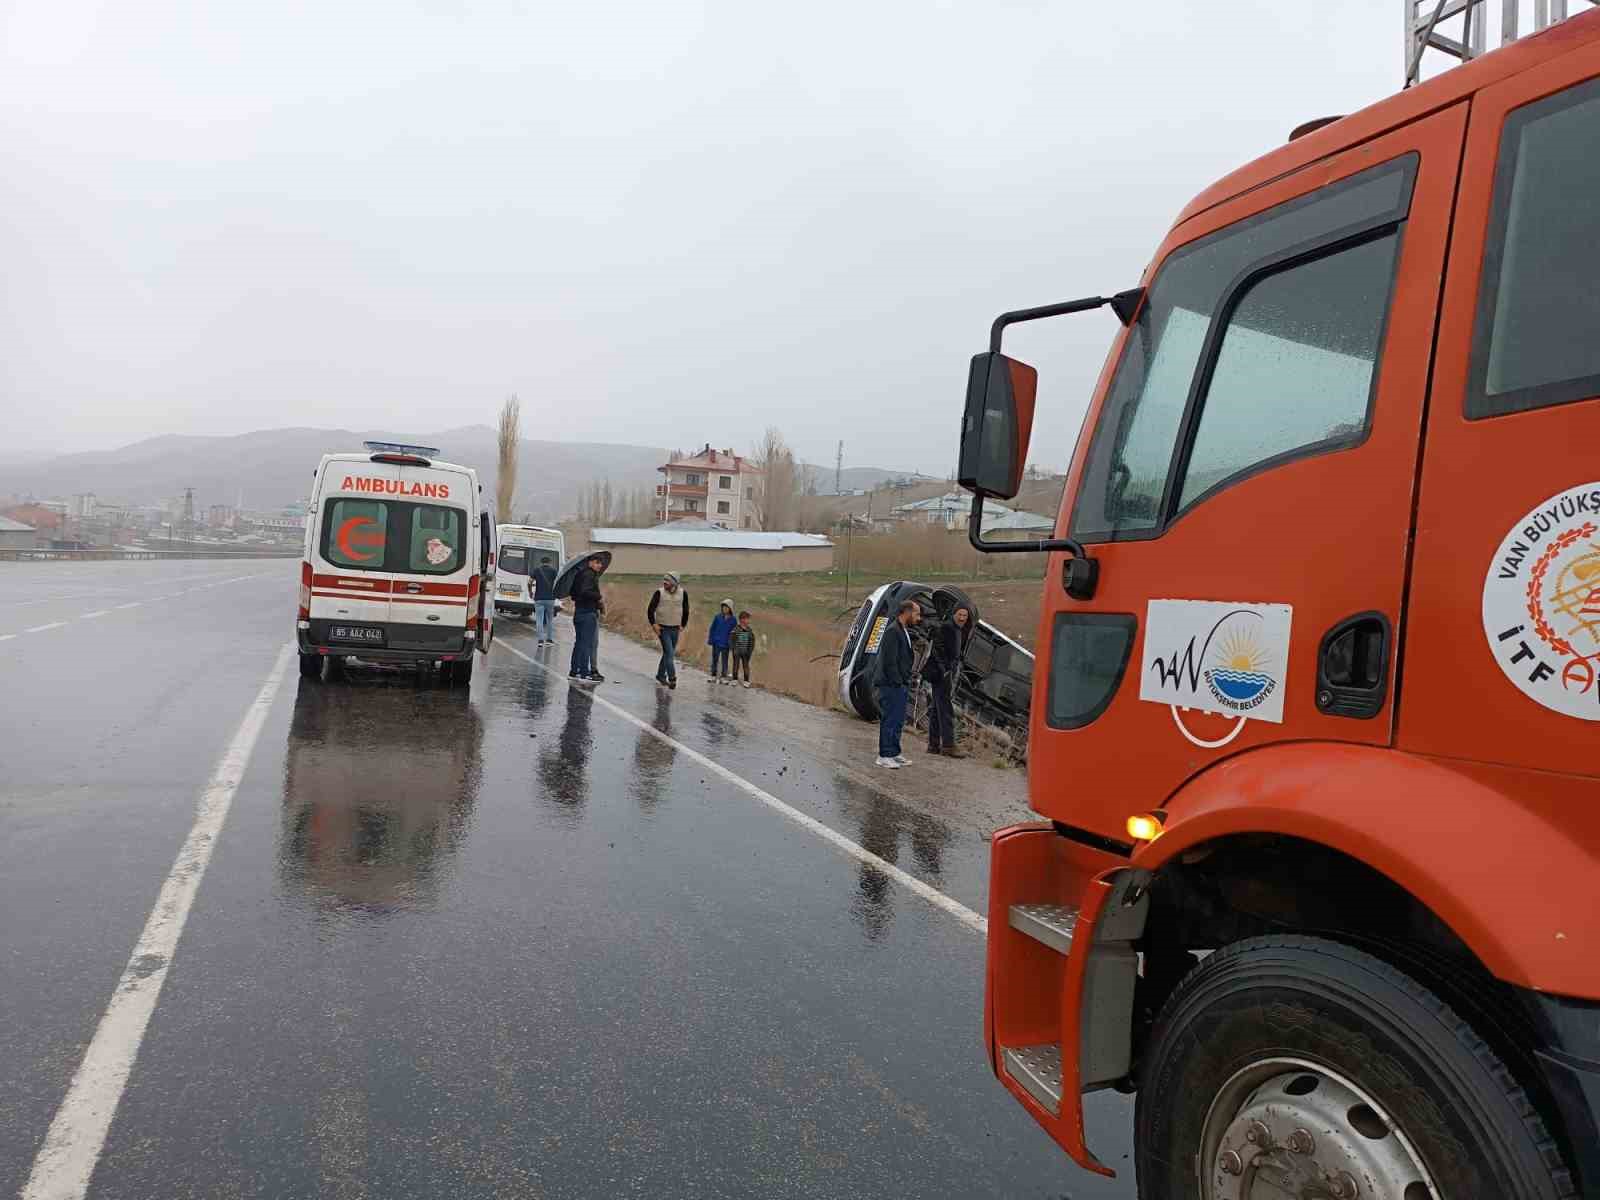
466 574 481 631
298 561 313 621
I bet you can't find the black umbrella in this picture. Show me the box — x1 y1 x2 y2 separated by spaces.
552 550 612 599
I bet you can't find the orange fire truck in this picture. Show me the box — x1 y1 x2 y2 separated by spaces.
959 6 1600 1197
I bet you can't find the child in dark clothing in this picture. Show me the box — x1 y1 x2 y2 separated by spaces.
707 599 737 683
730 611 756 687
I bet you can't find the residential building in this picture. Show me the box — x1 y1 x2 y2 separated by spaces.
1 504 65 536
0 515 38 550
658 445 762 530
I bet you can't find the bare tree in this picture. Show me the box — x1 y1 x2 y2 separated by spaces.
496 394 520 523
753 427 798 531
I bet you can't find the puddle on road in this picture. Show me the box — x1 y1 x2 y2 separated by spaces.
273 655 974 946
278 672 483 917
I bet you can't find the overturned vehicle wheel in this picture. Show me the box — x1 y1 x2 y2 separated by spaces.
836 580 1034 753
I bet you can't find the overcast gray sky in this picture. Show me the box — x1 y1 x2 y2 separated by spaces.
1 1 1405 473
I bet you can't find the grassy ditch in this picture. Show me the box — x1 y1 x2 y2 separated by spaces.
591 567 1045 715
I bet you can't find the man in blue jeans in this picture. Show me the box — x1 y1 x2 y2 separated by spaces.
646 571 689 689
568 554 607 684
531 554 558 645
874 599 922 769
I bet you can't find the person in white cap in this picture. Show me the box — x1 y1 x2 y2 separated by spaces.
647 572 690 690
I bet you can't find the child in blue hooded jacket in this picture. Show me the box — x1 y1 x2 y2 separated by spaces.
707 599 737 683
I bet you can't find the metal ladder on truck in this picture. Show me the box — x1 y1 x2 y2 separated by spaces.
1406 0 1598 85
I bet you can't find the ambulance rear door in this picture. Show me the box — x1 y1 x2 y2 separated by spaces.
385 464 474 653
311 458 396 635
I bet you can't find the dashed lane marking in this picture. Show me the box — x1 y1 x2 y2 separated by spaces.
23 622 66 634
113 603 141 611
494 638 988 937
79 610 109 620
21 643 295 1200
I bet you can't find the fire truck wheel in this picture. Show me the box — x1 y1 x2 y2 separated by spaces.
297 653 321 681
1134 935 1575 1200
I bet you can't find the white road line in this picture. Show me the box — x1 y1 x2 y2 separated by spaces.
21 642 294 1200
24 622 66 634
79 611 110 620
0 634 15 642
113 603 142 611
0 592 119 608
495 639 988 937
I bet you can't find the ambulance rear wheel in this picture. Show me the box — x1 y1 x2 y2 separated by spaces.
448 657 474 686
298 653 321 680
1134 935 1575 1200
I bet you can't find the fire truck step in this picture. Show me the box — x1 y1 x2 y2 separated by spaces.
1008 903 1079 954
1001 1043 1062 1113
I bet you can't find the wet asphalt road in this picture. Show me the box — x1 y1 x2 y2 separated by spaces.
1 561 1135 1198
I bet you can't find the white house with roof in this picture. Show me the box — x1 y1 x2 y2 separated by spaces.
891 491 1014 530
658 445 762 529
0 515 38 550
982 509 1057 540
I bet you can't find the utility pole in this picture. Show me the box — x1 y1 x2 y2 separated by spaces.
843 516 852 607
835 440 843 496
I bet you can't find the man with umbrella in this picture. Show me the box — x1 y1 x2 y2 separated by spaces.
566 553 609 684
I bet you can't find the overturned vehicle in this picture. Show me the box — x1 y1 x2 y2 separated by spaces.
838 582 1035 756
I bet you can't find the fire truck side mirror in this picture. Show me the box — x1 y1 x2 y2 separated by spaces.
958 351 1036 501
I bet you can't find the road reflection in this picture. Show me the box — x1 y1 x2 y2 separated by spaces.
536 687 595 821
279 673 483 915
631 691 677 812
833 772 955 941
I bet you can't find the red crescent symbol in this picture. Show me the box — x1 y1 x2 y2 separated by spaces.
337 516 383 561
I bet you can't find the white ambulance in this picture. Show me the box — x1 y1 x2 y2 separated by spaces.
493 524 566 618
296 441 494 685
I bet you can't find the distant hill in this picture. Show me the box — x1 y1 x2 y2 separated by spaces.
0 427 669 522
804 465 938 494
0 427 937 523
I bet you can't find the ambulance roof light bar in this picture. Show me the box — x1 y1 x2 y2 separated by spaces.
363 440 439 465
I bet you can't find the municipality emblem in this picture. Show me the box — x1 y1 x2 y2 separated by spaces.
1482 481 1600 720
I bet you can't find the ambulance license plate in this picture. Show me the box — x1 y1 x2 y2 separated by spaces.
330 624 385 644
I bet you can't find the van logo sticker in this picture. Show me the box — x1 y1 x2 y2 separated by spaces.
424 537 453 566
336 516 385 561
1483 481 1600 720
1140 600 1293 725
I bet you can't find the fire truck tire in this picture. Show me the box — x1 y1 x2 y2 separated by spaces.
298 653 321 680
1134 935 1575 1200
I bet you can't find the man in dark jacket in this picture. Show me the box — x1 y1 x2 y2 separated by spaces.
874 599 921 768
923 605 969 757
569 555 606 684
531 555 558 645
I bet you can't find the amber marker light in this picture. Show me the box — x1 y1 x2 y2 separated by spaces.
1126 811 1166 842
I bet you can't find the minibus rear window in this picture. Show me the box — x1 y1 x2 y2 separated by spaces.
499 547 530 576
